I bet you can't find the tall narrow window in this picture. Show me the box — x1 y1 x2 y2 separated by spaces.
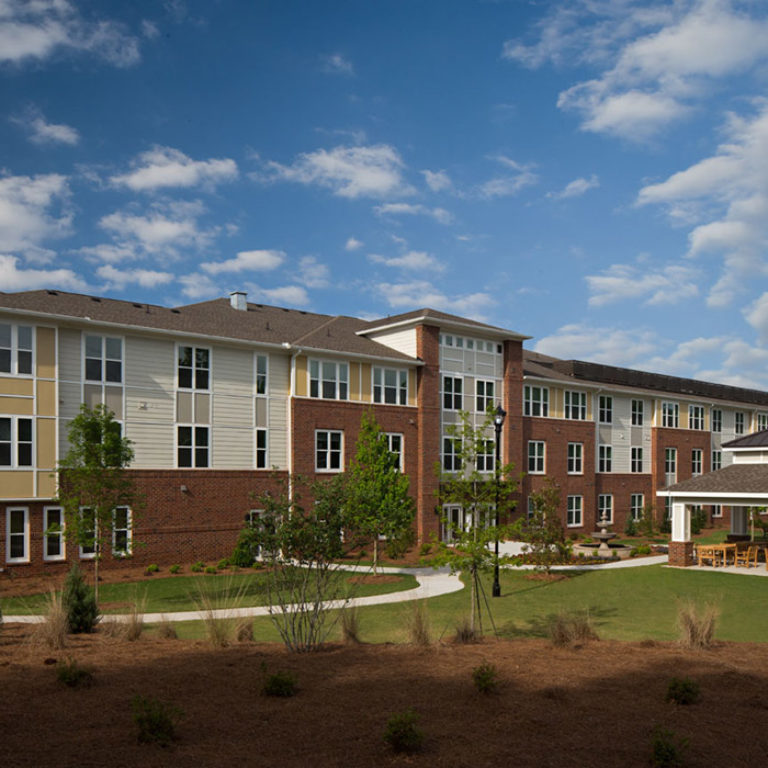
178 346 210 390
735 412 745 434
665 447 677 480
567 442 583 474
631 446 643 473
630 494 644 522
256 428 268 469
564 391 586 420
567 496 583 527
386 433 403 471
442 436 462 472
524 385 549 417
476 439 494 473
374 367 408 405
691 449 702 476
598 494 613 524
79 507 96 558
598 395 612 424
662 402 678 428
631 399 644 426
112 506 132 556
443 376 462 410
43 506 65 561
0 323 33 375
712 450 722 471
598 445 612 472
256 354 268 395
476 380 495 412
527 441 545 474
6 507 29 563
711 408 722 432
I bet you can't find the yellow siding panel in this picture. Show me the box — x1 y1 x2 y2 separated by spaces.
0 396 33 415
37 471 57 498
37 380 56 417
551 388 563 419
349 362 361 400
0 471 34 499
360 363 372 403
37 418 56 469
295 355 308 397
0 377 34 396
408 369 417 406
37 327 56 378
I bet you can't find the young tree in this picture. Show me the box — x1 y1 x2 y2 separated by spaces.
345 411 415 573
57 403 137 605
432 409 519 637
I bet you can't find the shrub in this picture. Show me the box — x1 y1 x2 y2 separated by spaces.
145 564 159 575
690 507 707 536
123 591 147 641
63 563 99 634
56 657 94 688
624 516 638 536
217 558 230 570
548 610 598 648
472 662 499 694
204 566 217 574
262 669 298 697
453 616 477 644
132 695 183 746
190 561 205 573
32 589 68 650
666 677 700 706
677 601 717 649
406 601 431 646
230 528 258 568
169 564 181 574
635 544 652 555
650 726 689 767
419 542 432 556
384 709 423 754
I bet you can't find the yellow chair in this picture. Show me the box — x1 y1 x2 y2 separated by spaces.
735 545 759 568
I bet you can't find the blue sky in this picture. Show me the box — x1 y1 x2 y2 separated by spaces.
3 0 768 387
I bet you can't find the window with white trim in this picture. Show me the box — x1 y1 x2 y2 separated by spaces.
567 442 583 474
711 408 722 432
256 428 268 469
386 433 403 471
443 376 462 410
43 506 65 561
6 507 29 563
256 354 268 395
177 425 209 468
0 416 33 468
0 323 33 375
567 496 583 527
374 367 408 405
598 395 612 424
85 334 123 383
712 504 722 518
178 346 210 390
564 391 586 420
689 404 704 430
523 385 548 417
735 412 745 434
316 430 343 471
112 506 132 556
662 402 678 428
665 447 677 478
310 360 348 400
631 446 643 473
79 507 96 559
598 494 613 524
758 412 768 432
476 380 495 413
527 441 545 474
630 494 644 522
691 448 702 476
476 439 494 473
712 450 722 471
631 399 644 426
598 444 612 472
442 436 462 472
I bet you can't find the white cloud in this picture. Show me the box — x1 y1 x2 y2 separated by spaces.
586 262 699 307
264 144 414 199
0 0 140 66
369 250 443 271
321 53 353 75
548 174 600 199
422 169 452 192
97 263 173 289
179 272 218 300
111 146 238 191
345 237 363 251
298 256 329 288
745 293 768 344
77 243 139 265
376 280 493 320
201 249 285 275
0 173 71 252
249 284 310 306
0 253 87 291
12 107 79 145
474 156 538 198
373 202 452 225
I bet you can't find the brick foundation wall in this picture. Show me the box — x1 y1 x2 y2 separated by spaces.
668 540 694 567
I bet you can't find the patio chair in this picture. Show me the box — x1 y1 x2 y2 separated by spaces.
735 546 759 568
697 545 721 567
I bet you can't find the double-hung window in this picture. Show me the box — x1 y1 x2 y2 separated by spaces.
442 436 462 472
564 391 586 420
112 506 132 556
523 385 548 417
735 412 745 434
598 445 612 473
476 380 494 413
85 335 122 383
689 405 704 430
662 402 679 428
630 494 644 522
0 323 33 375
691 449 703 476
0 416 33 468
178 426 209 468
598 494 613 524
178 346 209 390
79 507 96 558
256 429 268 469
758 413 768 432
476 439 495 473
316 430 343 471
598 396 612 424
6 507 29 563
255 354 268 395
386 433 404 471
712 450 722 471
310 360 348 400
711 408 722 432
567 442 583 474
665 448 677 480
631 446 643 473
373 367 408 405
631 399 644 426
43 506 65 561
528 441 545 474
567 496 583 527
443 376 462 410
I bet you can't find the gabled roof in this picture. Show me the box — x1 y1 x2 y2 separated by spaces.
661 463 768 495
722 429 768 449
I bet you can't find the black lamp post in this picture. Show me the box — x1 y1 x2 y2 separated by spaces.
492 403 506 598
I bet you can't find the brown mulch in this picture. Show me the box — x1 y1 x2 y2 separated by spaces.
2 624 768 767
348 574 402 585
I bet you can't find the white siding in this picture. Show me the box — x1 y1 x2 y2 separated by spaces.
214 394 254 428
212 346 253 396
212 425 253 468
125 336 174 391
366 328 417 357
268 354 290 470
125 421 174 468
58 328 81 384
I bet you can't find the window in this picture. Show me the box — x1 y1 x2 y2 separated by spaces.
310 360 348 400
6 507 29 563
316 430 343 471
662 402 678 428
665 447 677 477
476 380 495 413
523 385 549 417
526 497 535 520
735 412 745 434
85 334 122 383
630 494 644 522
527 441 545 474
598 444 612 472
374 367 408 405
177 425 209 468
758 413 768 432
564 391 586 420
598 494 613 524
689 404 704 430
0 416 33 467
598 395 612 424
0 323 33 375
712 450 722 471
256 428 268 469
256 354 268 395
442 436 461 472
443 376 462 410
631 446 643 473
112 506 132 556
691 448 702 476
79 507 96 558
712 504 722 518
43 506 65 561
476 439 495 473
631 399 644 426
711 408 722 432
386 433 404 471
567 442 583 474
567 496 583 527
178 346 209 390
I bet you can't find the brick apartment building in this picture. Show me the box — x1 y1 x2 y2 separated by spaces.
2 288 768 576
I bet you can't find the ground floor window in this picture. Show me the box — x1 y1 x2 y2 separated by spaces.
79 507 96 559
712 504 722 518
567 496 582 527
441 504 491 541
113 506 132 556
597 494 613 524
630 494 644 522
43 506 65 561
6 507 29 563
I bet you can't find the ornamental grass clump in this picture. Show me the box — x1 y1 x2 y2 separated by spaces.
32 589 69 650
677 601 717 650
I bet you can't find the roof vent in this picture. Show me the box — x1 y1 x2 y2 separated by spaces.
230 291 247 311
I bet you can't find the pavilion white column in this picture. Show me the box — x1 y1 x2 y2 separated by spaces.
731 506 748 536
671 501 690 542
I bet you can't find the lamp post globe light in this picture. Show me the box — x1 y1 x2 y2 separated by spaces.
492 403 506 598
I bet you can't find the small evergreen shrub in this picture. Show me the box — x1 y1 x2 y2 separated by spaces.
384 709 423 754
190 561 205 573
217 558 230 570
230 528 257 568
472 662 499 694
56 657 94 688
666 677 700 706
63 563 99 634
204 565 217 574
145 564 159 575
635 544 652 555
132 695 183 746
624 517 637 536
169 564 181 574
419 542 432 556
262 669 298 697
650 726 689 767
